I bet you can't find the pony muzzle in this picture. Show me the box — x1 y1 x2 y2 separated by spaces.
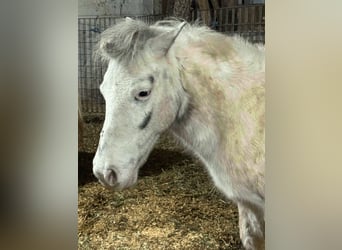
93 164 138 190
93 166 118 188
103 168 117 186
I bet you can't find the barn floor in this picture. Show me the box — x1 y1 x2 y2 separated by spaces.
78 121 242 249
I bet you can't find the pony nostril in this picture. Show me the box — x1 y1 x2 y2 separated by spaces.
103 169 117 186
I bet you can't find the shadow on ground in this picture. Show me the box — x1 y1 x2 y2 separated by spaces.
78 148 192 186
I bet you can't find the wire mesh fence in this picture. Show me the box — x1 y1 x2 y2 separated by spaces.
78 4 264 118
192 4 265 43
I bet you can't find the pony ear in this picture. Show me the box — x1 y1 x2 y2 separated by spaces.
97 19 158 62
147 22 186 57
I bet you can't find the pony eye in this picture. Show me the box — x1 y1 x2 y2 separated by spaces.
139 91 150 97
135 90 151 101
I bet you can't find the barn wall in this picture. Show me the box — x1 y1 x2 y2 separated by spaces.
78 0 159 16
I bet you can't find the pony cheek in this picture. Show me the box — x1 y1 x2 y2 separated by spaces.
157 98 177 128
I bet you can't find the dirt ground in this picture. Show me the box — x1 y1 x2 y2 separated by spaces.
78 120 242 249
